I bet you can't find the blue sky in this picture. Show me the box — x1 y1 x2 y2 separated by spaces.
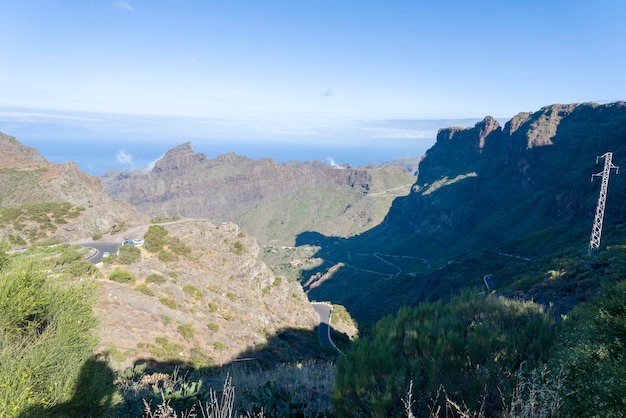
1 1 625 174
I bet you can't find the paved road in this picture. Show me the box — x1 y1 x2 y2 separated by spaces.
82 242 121 264
312 303 341 354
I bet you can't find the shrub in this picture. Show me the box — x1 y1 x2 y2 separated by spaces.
232 240 246 255
207 322 220 332
157 250 177 262
159 297 178 310
183 284 203 301
117 244 141 264
213 341 226 350
134 284 155 297
144 225 168 252
177 323 196 340
227 292 237 302
0 256 108 416
64 260 100 278
208 302 219 312
108 268 136 284
333 292 556 417
145 273 167 285
557 280 626 416
110 221 127 234
91 231 103 241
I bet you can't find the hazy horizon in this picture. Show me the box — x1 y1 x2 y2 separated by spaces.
0 106 486 175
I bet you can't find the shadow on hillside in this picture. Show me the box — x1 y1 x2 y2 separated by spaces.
18 357 118 418
17 326 347 417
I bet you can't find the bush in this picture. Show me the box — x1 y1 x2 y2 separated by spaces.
0 257 109 416
159 296 178 310
207 322 220 332
134 283 155 297
157 250 177 262
145 273 167 285
557 280 626 417
333 292 556 417
144 225 168 252
183 284 203 301
108 268 136 284
117 244 141 264
64 260 100 278
177 323 196 340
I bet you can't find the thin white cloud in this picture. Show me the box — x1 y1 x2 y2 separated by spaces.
112 1 134 11
116 149 133 165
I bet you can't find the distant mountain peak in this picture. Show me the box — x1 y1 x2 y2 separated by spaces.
152 142 207 173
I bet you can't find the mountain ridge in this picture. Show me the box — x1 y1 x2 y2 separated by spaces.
102 144 418 245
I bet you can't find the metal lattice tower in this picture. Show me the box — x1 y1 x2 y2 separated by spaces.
589 152 619 252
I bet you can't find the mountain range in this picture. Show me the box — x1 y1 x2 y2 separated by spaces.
2 100 625 353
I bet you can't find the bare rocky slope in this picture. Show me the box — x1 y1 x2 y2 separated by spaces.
0 132 149 246
94 220 321 370
101 143 418 245
0 132 333 370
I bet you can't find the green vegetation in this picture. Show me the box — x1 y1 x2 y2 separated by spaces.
177 323 196 340
108 268 136 284
557 280 626 417
0 252 115 416
183 284 203 301
110 221 127 234
116 243 141 264
207 322 220 332
232 240 246 255
334 292 556 417
208 301 219 312
138 337 184 361
134 283 155 297
145 273 167 284
0 202 85 245
150 215 181 223
226 292 237 302
144 224 192 261
158 296 178 310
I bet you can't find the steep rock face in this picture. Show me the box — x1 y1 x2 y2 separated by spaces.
102 145 416 244
384 101 626 255
0 132 149 244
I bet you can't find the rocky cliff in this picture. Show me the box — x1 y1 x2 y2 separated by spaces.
301 102 626 325
386 101 626 256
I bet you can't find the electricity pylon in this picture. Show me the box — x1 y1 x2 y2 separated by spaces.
589 152 619 253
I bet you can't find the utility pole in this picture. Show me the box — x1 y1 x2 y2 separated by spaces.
589 152 619 253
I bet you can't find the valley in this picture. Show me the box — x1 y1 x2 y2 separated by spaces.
1 101 626 416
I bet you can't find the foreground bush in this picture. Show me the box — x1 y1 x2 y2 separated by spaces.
557 280 626 417
0 254 115 416
333 292 556 417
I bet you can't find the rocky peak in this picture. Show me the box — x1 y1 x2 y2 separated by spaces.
152 142 207 173
435 116 501 152
0 132 48 169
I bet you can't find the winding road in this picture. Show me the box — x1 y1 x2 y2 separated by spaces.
82 242 121 264
312 302 341 354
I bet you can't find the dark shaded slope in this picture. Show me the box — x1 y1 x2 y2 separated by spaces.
298 102 626 326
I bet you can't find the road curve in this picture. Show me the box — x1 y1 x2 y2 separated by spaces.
82 242 121 264
312 302 342 354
